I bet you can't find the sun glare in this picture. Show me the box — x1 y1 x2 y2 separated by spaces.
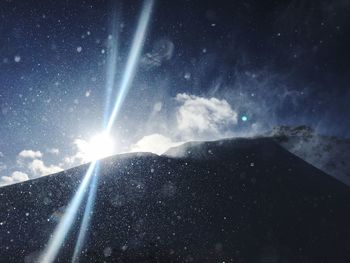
87 132 115 161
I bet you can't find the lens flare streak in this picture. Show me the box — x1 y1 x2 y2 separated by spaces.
71 164 100 263
106 0 154 132
39 1 154 262
39 161 97 263
103 5 119 127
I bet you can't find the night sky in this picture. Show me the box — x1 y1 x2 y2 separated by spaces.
1 0 350 183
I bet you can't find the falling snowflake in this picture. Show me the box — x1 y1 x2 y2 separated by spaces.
14 55 21 63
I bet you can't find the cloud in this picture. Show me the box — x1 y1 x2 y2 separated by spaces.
63 139 90 166
0 152 4 158
175 93 237 139
28 159 63 177
48 148 59 155
18 150 43 159
129 93 238 155
16 148 63 178
130 133 182 155
0 171 29 186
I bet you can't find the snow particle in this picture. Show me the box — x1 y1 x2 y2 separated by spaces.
184 72 191 80
103 247 112 257
153 102 162 112
14 55 21 63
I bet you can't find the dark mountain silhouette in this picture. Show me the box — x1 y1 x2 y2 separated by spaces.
1 137 350 262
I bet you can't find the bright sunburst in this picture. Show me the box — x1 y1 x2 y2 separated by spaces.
86 132 115 161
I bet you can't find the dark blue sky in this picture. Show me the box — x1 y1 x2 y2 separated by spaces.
0 0 349 182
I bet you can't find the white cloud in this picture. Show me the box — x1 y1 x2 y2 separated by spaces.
28 159 63 177
11 171 29 181
130 133 182 155
63 138 90 166
175 93 237 139
0 152 4 158
48 148 59 155
73 138 90 161
0 171 29 186
128 93 237 155
15 148 63 178
18 150 43 159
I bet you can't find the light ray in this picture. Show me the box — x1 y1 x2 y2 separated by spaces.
103 3 119 127
71 164 100 263
106 0 154 132
39 1 154 262
39 161 97 263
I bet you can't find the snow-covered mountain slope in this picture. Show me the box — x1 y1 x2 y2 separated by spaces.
268 125 350 185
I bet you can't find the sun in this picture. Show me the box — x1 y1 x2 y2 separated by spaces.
86 132 115 161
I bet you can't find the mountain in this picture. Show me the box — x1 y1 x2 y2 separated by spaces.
1 137 350 262
268 125 350 185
